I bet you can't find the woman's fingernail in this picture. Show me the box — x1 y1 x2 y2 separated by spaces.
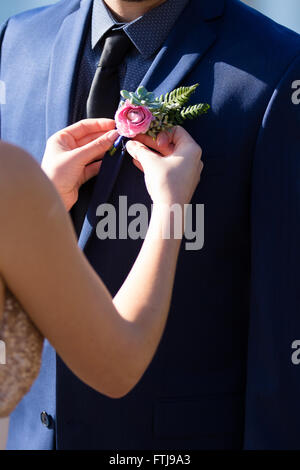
107 129 120 141
126 140 136 150
157 132 168 147
126 141 139 158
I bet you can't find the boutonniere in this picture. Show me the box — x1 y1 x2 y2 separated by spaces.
110 84 210 155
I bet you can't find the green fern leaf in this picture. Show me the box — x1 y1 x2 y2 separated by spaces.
171 103 210 125
162 84 200 109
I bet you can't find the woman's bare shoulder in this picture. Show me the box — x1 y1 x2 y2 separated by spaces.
0 140 67 244
0 140 55 204
0 141 40 177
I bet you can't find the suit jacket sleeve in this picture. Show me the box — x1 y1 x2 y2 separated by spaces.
244 52 300 450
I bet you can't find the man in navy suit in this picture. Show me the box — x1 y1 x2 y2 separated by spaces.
1 0 300 450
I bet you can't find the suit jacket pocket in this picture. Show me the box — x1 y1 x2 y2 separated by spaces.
154 393 244 439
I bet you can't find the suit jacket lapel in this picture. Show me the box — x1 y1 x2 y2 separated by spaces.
46 0 93 138
78 146 125 249
78 0 225 251
140 1 220 96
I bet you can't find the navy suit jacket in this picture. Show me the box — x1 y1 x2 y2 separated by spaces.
1 0 300 450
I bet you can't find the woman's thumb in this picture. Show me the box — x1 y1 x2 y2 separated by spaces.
126 140 159 166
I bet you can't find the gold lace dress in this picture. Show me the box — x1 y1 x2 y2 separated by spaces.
0 288 43 417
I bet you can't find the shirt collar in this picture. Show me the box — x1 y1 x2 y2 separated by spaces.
91 0 190 59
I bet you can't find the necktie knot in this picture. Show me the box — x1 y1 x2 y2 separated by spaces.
98 29 132 69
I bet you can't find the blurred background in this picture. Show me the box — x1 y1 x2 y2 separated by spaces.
0 0 299 452
244 0 300 33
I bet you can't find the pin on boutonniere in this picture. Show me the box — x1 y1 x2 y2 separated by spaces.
110 84 210 155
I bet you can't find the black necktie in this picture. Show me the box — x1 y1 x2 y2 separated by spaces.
87 28 132 119
72 29 132 236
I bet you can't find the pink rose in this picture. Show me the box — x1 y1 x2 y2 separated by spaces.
115 100 154 138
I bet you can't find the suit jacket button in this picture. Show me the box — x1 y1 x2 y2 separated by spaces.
40 411 53 429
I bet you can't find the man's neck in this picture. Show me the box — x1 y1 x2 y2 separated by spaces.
103 0 167 23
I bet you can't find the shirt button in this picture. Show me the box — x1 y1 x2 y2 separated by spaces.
40 411 53 429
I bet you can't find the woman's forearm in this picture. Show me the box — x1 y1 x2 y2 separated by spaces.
0 150 184 397
113 203 183 385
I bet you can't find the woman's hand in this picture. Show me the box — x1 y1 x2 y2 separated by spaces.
42 119 119 211
126 126 203 207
